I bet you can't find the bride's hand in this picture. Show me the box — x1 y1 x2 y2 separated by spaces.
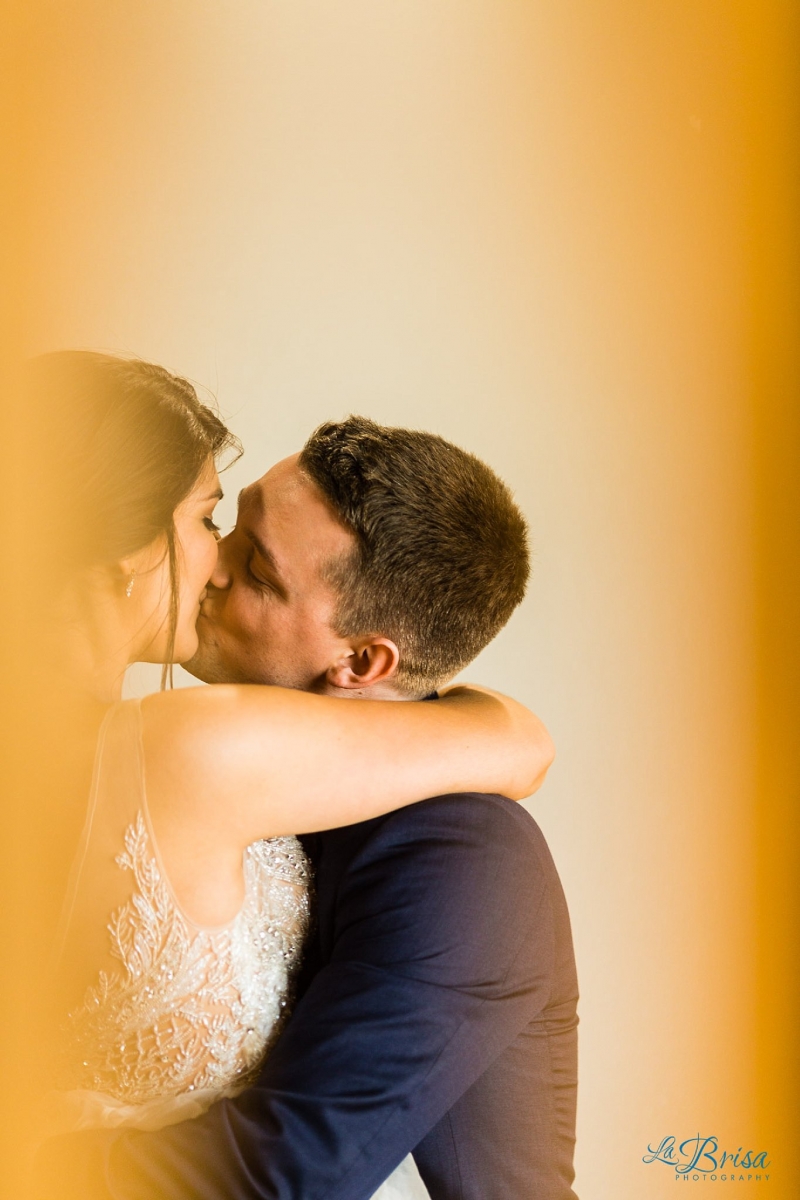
436 683 555 800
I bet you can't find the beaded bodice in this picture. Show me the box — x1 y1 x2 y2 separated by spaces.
54 701 311 1112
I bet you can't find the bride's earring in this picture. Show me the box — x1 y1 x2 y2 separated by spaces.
125 569 136 599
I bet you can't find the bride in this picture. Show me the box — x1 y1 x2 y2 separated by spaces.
31 352 552 1197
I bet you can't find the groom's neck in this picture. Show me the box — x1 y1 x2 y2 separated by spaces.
309 678 410 702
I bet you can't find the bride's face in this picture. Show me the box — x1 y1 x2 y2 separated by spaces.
131 458 223 665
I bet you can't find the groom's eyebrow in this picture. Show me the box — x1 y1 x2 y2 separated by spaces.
237 485 261 515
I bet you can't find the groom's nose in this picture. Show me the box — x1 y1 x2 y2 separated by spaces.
208 533 234 591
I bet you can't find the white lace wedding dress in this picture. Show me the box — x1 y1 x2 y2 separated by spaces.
49 700 429 1200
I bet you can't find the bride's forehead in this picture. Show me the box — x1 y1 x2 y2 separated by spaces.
180 456 221 493
179 464 222 509
193 481 223 503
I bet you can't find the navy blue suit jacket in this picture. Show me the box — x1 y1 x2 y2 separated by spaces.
55 793 579 1199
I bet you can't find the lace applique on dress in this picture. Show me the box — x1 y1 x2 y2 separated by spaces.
59 812 311 1106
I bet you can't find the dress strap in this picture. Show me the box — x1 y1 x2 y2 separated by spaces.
50 699 142 971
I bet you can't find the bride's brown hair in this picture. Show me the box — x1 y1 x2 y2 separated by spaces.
26 351 241 681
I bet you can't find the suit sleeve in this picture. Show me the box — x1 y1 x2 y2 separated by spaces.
102 794 560 1200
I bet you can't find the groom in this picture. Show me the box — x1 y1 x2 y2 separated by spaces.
92 418 578 1199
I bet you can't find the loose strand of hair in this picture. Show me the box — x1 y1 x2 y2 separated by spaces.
160 526 179 691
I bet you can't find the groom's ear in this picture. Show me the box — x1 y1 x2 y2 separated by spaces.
325 637 400 691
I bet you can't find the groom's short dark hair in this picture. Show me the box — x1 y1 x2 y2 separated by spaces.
299 416 529 696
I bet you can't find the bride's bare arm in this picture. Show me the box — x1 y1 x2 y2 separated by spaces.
141 684 554 849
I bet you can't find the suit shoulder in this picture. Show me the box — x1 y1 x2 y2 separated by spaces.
392 789 540 826
373 791 548 856
346 795 566 943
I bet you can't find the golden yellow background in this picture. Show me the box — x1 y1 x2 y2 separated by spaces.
2 2 797 1197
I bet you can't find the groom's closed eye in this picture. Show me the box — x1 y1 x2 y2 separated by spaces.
244 538 288 600
247 557 276 591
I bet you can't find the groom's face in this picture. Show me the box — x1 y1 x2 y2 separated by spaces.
184 453 357 690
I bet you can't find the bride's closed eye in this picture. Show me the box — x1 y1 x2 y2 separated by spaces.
204 517 221 538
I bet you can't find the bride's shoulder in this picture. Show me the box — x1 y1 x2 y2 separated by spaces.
141 683 291 727
138 684 302 774
134 684 313 844
141 682 326 735
136 684 346 842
